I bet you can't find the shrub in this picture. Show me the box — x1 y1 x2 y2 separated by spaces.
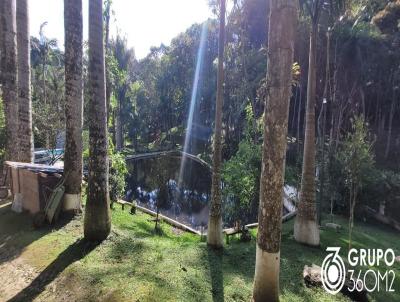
109 151 128 202
222 139 261 225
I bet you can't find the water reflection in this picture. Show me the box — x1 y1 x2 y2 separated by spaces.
126 154 211 231
125 153 296 231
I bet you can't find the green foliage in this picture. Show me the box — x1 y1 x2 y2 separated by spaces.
222 139 261 225
222 107 263 225
108 138 129 202
372 0 400 34
338 116 375 196
109 151 128 202
30 31 65 150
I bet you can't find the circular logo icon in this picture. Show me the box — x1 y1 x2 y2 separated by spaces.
321 247 346 294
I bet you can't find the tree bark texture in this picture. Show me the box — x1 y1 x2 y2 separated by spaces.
0 0 19 161
16 0 33 162
252 0 298 300
84 0 111 242
207 0 225 248
64 0 83 207
294 22 320 247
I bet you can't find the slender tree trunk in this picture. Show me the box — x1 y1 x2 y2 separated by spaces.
16 0 33 162
252 0 298 300
296 84 302 153
207 0 225 248
64 0 83 211
291 86 298 134
42 56 50 148
105 0 111 126
348 183 358 250
0 0 19 161
84 0 111 242
384 87 396 159
317 29 331 224
116 99 122 150
294 21 320 246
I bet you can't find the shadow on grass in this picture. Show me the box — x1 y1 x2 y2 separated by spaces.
207 247 224 302
0 205 73 266
7 239 98 302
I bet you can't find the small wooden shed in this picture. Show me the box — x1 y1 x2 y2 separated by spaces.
5 161 64 214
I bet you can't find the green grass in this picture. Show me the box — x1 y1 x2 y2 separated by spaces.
1 205 399 301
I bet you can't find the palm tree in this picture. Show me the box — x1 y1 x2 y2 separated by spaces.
294 0 321 246
63 0 83 211
84 0 111 241
0 0 19 161
16 0 33 163
207 0 225 248
38 22 57 107
252 0 298 300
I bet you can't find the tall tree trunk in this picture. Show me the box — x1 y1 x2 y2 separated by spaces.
384 86 396 159
291 86 298 134
116 99 122 150
252 0 298 300
104 0 111 126
294 21 320 246
207 0 225 248
64 0 83 211
296 83 302 154
317 29 331 224
84 0 111 242
0 0 19 161
16 0 33 163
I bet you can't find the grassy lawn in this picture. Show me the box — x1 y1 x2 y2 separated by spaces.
1 204 399 301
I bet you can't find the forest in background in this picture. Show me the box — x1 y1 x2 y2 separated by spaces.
1 0 399 225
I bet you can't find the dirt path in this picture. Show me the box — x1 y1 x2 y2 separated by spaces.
0 254 40 301
0 207 87 302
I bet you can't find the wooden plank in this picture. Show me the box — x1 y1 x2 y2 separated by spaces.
224 228 239 235
20 169 40 214
245 223 258 229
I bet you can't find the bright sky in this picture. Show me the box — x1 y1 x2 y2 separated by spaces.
30 0 213 59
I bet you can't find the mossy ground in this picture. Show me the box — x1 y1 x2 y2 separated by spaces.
0 203 399 301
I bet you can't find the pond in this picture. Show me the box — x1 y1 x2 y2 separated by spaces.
124 151 296 232
125 152 212 231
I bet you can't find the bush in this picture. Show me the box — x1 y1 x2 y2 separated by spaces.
222 139 261 225
109 151 128 202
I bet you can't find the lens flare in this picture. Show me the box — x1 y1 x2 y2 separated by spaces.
178 22 208 187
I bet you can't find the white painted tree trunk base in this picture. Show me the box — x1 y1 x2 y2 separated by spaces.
207 215 223 248
253 246 280 302
294 217 320 246
63 193 82 211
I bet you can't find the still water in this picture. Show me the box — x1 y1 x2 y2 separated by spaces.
125 154 211 231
